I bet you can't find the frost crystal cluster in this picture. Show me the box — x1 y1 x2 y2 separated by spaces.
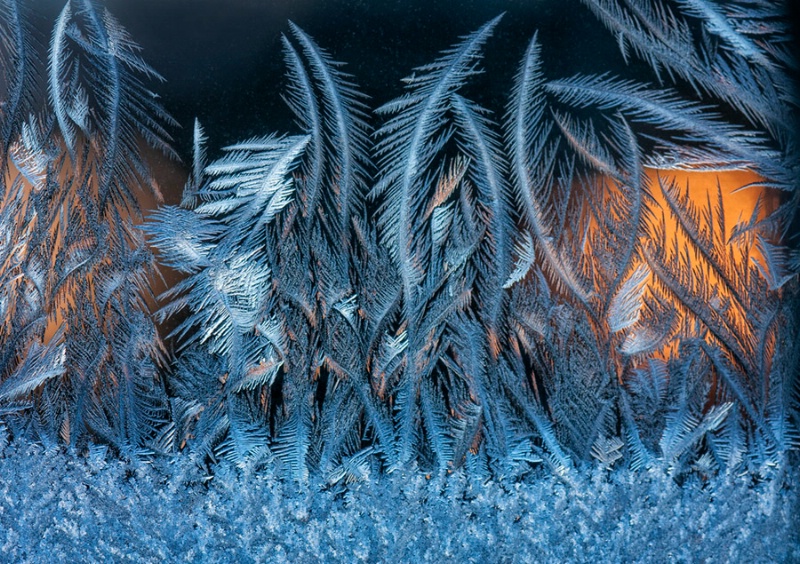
1 0 798 496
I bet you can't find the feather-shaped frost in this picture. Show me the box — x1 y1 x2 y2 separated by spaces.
608 264 650 333
506 34 592 304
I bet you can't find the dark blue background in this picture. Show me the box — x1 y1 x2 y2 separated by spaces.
26 0 799 207
31 0 621 153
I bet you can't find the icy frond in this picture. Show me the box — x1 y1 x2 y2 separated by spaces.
286 23 371 235
608 264 650 333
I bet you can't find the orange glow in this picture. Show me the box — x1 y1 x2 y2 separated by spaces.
3 148 186 346
644 168 779 250
570 163 782 382
634 168 780 370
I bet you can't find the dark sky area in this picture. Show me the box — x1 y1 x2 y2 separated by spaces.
31 0 620 156
25 0 799 205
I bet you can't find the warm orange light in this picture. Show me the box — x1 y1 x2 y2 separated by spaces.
634 167 780 371
573 163 781 383
645 168 779 250
3 149 186 346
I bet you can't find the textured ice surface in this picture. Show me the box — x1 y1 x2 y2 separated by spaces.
1 441 797 563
